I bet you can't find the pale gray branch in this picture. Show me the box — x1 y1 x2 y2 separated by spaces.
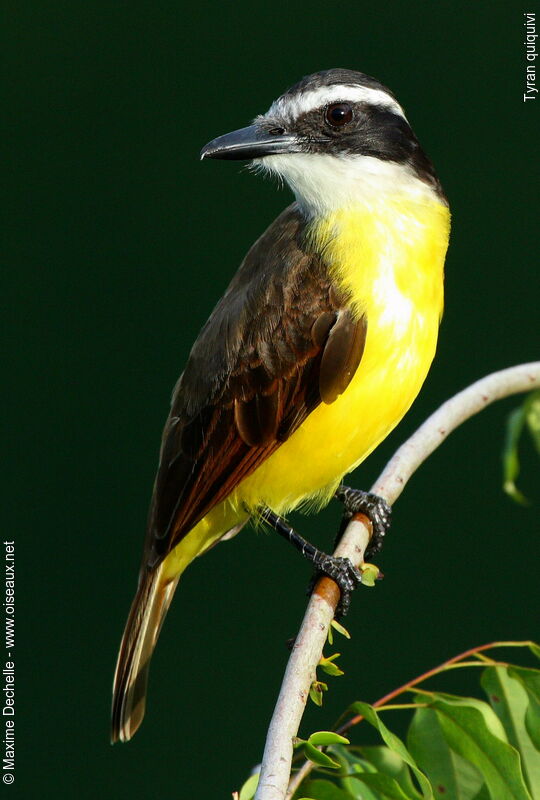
253 362 540 800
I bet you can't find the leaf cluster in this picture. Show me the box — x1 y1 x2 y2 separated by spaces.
238 642 540 800
298 643 540 800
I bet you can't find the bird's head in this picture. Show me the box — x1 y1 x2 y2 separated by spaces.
201 69 444 215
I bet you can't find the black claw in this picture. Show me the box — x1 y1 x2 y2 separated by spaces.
334 486 392 559
312 554 362 617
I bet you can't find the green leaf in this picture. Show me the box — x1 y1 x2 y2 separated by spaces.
502 391 540 505
349 702 434 799
327 745 380 800
482 666 540 798
530 644 540 662
508 666 540 751
525 390 540 454
298 779 353 800
321 662 345 677
361 746 422 799
417 693 532 800
471 786 490 800
360 563 380 587
418 691 508 741
350 773 416 799
320 654 345 677
328 744 380 800
502 405 529 504
330 620 351 640
310 681 328 707
304 742 341 769
239 772 259 800
408 706 484 800
308 731 350 747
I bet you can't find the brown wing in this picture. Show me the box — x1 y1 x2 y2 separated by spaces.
143 204 367 572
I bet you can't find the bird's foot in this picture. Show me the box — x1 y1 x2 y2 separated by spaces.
334 485 392 559
260 507 362 617
311 553 362 617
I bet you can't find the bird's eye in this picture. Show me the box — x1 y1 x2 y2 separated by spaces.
325 103 353 127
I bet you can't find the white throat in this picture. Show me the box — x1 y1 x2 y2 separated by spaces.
255 153 439 217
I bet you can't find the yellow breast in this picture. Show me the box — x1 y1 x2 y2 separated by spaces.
164 193 450 579
237 194 450 514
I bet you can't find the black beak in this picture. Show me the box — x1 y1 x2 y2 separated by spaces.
200 124 299 161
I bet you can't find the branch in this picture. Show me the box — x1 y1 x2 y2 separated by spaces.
253 362 540 800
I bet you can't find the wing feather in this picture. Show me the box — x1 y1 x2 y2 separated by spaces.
143 204 367 571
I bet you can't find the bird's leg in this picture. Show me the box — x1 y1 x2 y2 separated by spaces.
334 485 392 558
259 507 362 616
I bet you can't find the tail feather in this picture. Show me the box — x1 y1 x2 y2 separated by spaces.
111 566 179 743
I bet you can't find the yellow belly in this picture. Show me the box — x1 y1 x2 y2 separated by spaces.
238 196 449 509
163 194 450 579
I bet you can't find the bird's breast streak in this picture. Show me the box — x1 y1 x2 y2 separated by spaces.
236 195 450 513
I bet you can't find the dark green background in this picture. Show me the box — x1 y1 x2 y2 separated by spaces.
6 2 539 798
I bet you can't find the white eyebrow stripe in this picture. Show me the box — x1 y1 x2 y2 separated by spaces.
268 84 406 122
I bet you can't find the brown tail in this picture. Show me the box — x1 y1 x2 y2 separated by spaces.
111 565 179 743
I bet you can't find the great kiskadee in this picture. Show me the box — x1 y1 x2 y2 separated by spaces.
111 69 450 743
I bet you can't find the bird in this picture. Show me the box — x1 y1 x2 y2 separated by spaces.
111 68 450 743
